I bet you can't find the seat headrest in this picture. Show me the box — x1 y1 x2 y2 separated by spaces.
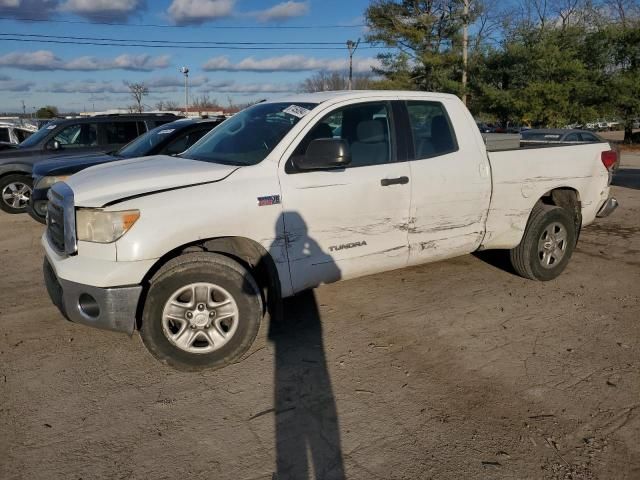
431 115 450 137
357 120 385 143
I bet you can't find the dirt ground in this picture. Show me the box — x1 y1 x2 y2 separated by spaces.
1 155 639 480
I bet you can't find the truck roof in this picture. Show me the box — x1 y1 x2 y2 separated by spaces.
264 90 460 105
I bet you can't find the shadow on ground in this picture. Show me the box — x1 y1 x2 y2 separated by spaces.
268 290 345 480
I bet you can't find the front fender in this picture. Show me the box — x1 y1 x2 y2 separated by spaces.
0 163 32 177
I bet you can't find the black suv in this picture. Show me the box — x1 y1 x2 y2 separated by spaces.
0 113 179 214
28 117 225 223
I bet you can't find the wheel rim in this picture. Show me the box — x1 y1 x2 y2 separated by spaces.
537 222 568 269
161 282 239 354
1 182 31 210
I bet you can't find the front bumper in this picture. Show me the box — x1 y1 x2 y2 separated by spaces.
596 197 618 218
43 257 142 335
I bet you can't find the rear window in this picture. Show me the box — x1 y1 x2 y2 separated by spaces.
103 121 140 144
406 101 458 159
522 132 562 141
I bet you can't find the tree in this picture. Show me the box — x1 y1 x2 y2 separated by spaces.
36 105 59 118
300 71 374 92
365 0 472 95
164 100 180 111
125 82 148 113
191 94 221 114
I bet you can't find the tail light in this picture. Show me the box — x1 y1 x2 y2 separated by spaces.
601 150 617 170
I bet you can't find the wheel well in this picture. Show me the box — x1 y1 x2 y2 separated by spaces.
538 187 582 239
135 237 282 330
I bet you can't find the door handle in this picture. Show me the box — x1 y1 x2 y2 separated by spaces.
380 176 409 187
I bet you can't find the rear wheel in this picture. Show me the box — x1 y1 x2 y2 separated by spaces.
0 174 32 214
140 252 263 371
509 203 576 281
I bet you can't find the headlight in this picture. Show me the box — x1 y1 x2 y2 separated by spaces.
76 208 140 243
35 175 69 189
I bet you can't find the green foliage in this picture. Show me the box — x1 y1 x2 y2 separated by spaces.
36 105 59 119
363 1 640 140
365 0 469 95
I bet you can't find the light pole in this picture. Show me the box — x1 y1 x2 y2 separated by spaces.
179 66 189 115
462 0 469 105
346 39 360 90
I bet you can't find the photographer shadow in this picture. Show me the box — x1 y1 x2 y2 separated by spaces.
267 212 345 480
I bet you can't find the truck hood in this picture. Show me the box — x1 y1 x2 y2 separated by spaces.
67 155 240 207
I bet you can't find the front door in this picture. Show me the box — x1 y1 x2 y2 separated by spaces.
279 101 411 293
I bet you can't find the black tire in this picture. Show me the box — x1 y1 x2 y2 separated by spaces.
140 252 263 371
509 203 576 281
27 204 47 224
0 174 32 214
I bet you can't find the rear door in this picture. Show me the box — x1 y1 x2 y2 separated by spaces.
278 100 411 292
402 99 491 265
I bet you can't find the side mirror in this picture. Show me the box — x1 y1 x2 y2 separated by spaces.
50 140 61 150
294 138 351 171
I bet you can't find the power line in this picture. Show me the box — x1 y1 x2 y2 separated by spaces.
0 32 376 46
0 37 380 50
0 15 366 30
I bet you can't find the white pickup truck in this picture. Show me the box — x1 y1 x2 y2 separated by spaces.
42 91 618 370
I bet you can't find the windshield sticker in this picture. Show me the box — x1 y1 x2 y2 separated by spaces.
283 105 311 118
46 124 57 129
158 129 175 135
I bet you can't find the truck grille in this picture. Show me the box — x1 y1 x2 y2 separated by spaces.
46 183 76 255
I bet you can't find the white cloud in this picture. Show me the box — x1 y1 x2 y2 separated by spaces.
202 80 294 93
0 0 58 19
167 0 234 25
202 55 381 73
59 0 145 21
0 74 34 92
0 50 170 71
46 80 131 94
251 1 309 22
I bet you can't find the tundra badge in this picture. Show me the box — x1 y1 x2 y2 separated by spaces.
257 195 281 206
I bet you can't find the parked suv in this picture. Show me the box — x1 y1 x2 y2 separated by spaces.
0 113 179 214
29 117 225 223
0 122 37 150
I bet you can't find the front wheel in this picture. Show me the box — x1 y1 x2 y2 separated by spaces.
140 252 263 371
0 174 32 214
509 203 577 281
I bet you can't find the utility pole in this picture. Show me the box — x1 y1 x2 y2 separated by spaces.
346 38 360 90
462 0 469 105
21 100 25 117
180 66 189 115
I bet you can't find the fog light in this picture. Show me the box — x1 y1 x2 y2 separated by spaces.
78 293 100 318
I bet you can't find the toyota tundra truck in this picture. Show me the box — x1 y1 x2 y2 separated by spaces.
41 91 618 370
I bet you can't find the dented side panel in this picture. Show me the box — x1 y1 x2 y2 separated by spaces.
481 143 611 250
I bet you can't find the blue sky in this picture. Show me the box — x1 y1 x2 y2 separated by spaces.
0 0 381 113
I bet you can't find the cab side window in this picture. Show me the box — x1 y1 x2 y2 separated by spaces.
406 101 457 159
289 102 392 172
53 123 98 148
0 127 9 143
103 121 140 145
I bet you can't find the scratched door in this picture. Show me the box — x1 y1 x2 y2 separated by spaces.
278 101 411 293
403 99 492 266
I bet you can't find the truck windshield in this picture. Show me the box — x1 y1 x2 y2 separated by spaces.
181 102 317 166
118 122 186 157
